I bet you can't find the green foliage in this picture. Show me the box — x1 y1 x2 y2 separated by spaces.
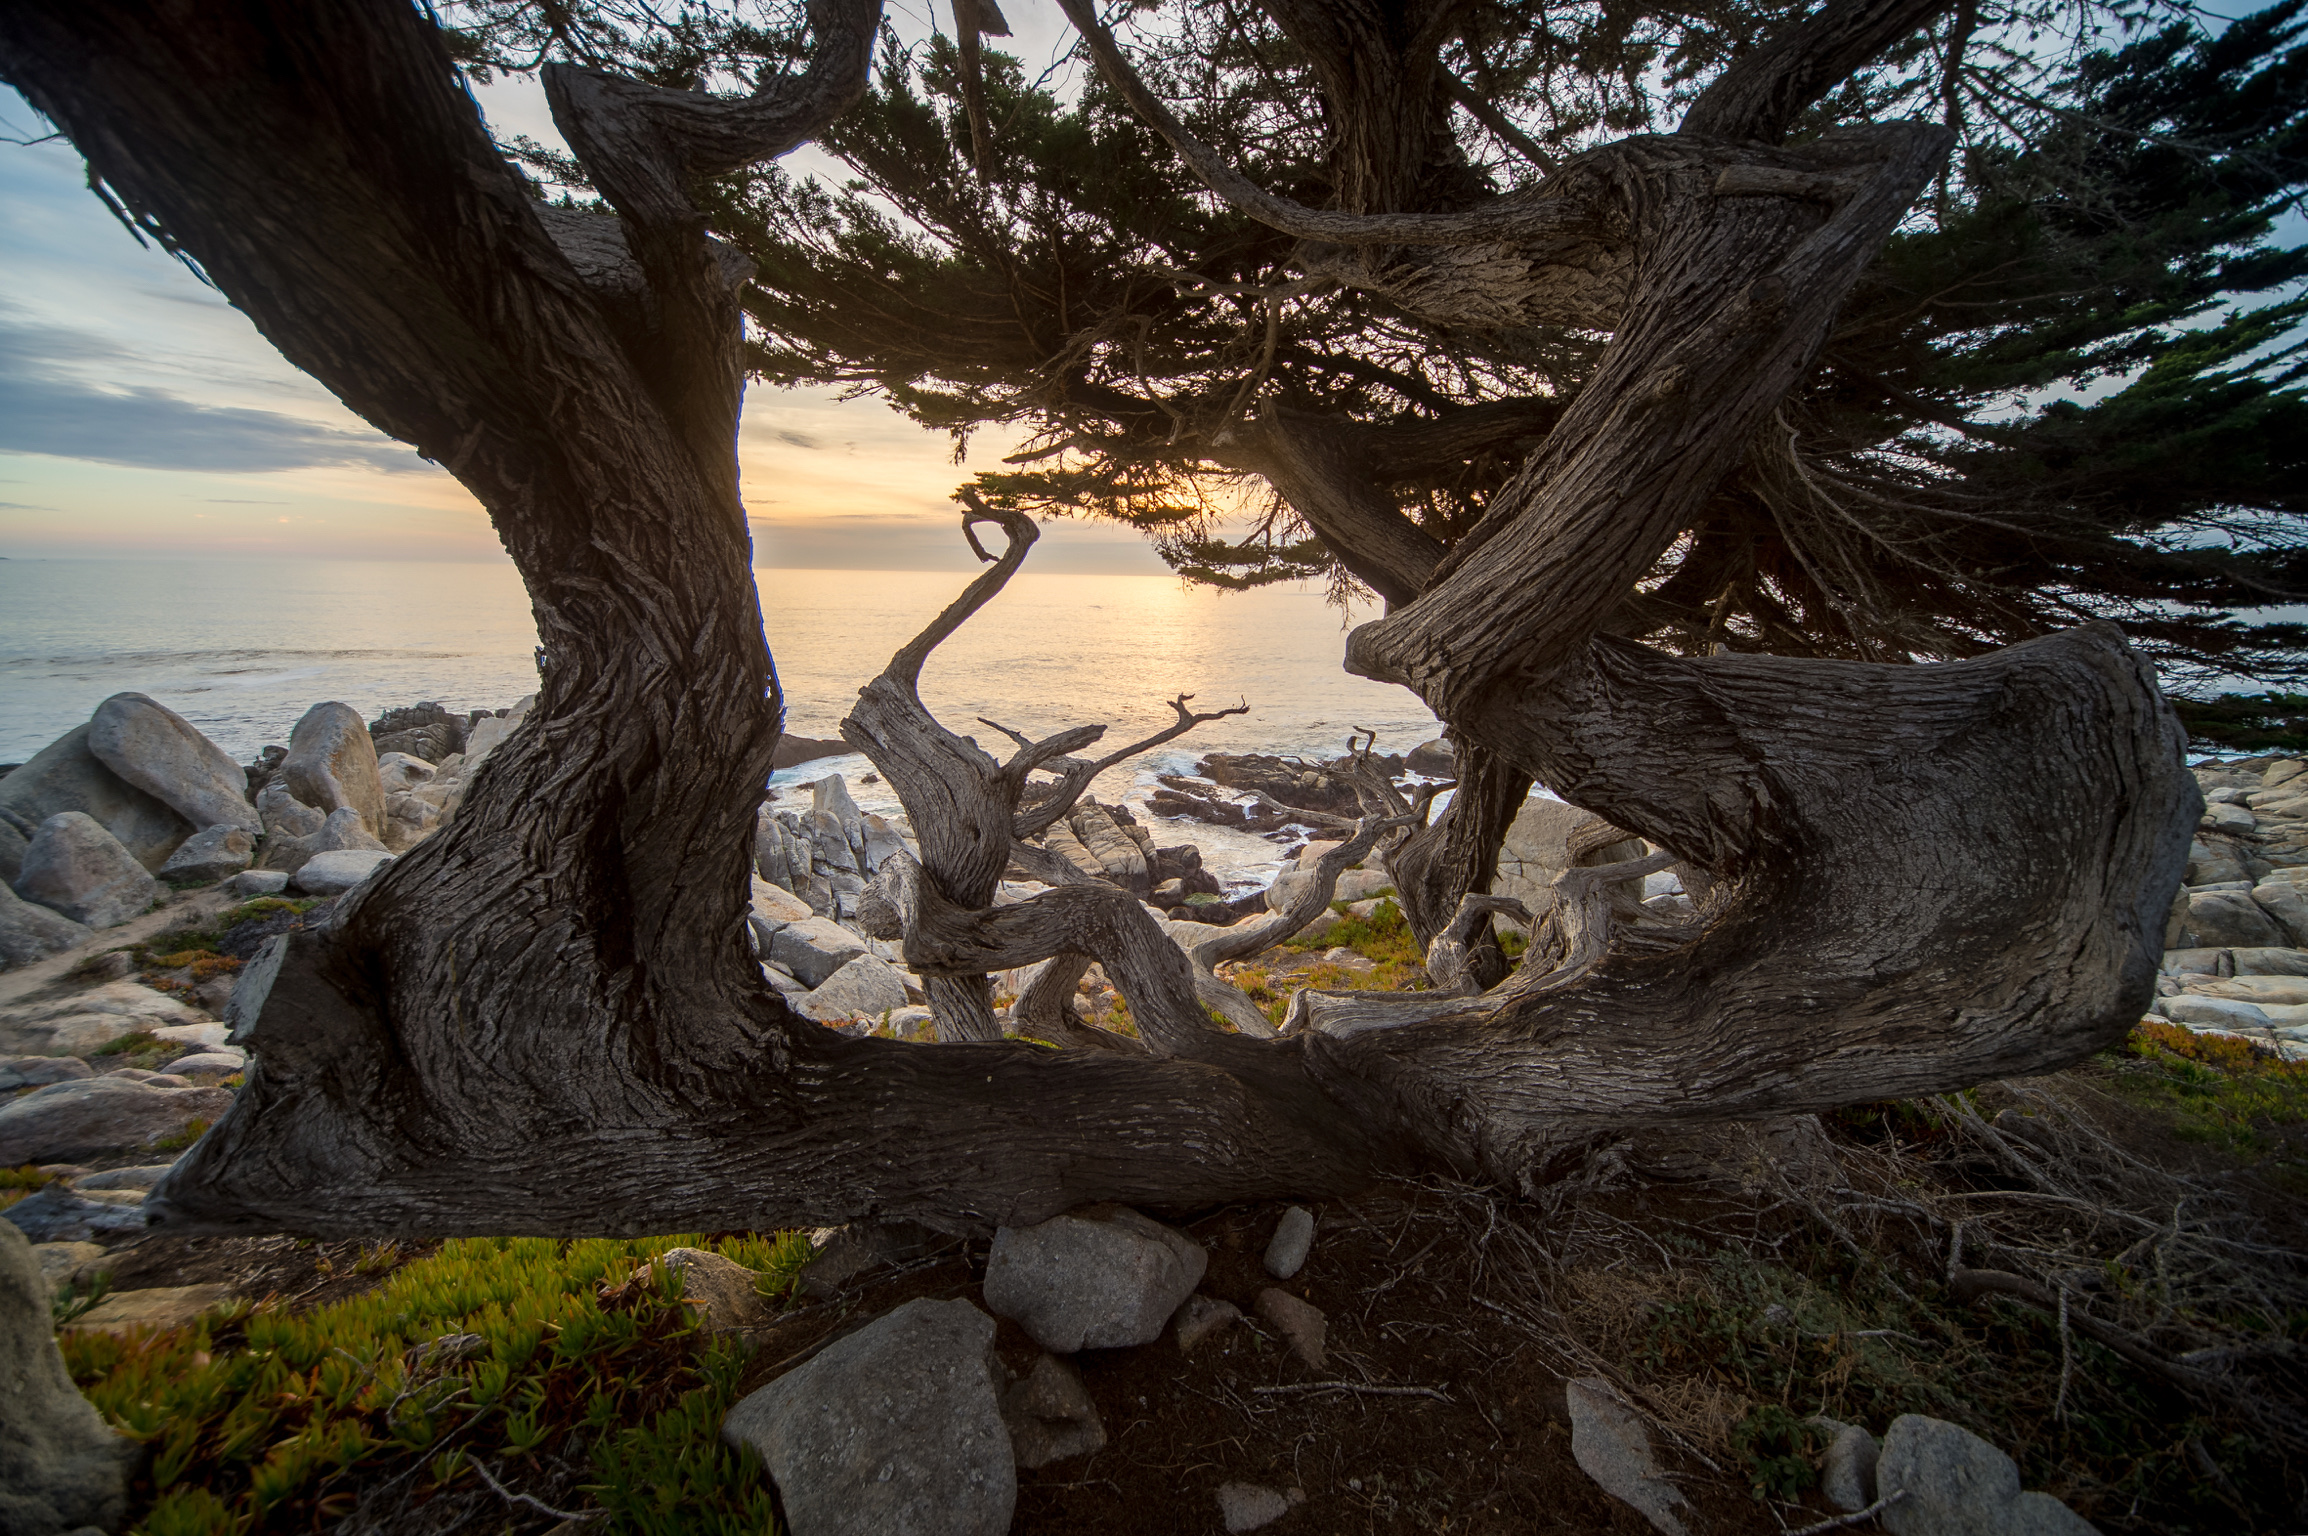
151 1120 213 1154
54 1270 112 1327
135 898 317 965
90 1032 164 1058
1730 1403 1822 1501
2112 1018 2308 1162
462 0 2308 683
2173 692 2308 751
64 1232 813 1533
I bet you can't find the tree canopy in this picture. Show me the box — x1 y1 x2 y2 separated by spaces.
476 0 2308 686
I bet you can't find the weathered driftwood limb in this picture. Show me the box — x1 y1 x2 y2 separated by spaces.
844 503 1251 1041
1423 894 1536 996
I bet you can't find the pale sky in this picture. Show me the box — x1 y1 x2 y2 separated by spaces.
0 3 1166 574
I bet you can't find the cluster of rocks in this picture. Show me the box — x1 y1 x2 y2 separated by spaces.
1028 796 1223 914
2147 755 2308 1054
714 1202 1327 1536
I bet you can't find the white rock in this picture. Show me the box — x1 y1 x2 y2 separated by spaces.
983 1207 1207 1353
0 723 193 873
751 878 814 925
374 752 436 793
1566 1377 1688 1536
1878 1414 2097 1535
721 1297 1013 1536
1215 1482 1300 1532
797 955 911 1022
148 1022 231 1049
291 848 393 895
1263 1206 1315 1280
228 868 290 896
1814 1417 1880 1513
282 702 387 839
2157 995 2274 1028
770 916 868 987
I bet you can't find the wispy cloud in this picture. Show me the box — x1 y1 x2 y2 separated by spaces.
0 311 426 475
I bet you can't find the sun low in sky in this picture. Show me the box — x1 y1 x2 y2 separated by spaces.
0 66 1164 576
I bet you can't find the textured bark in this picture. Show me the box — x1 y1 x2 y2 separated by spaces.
0 0 2200 1240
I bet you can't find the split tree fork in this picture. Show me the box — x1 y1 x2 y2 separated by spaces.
0 0 2193 1238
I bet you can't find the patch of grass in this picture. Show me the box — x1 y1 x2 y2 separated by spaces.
2107 1019 2308 1160
54 1270 112 1327
151 1119 212 1154
133 898 317 965
1 1162 56 1213
66 1231 814 1533
1570 1238 2271 1529
91 1032 165 1058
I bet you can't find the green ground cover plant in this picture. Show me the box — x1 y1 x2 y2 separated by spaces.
2113 1018 2308 1165
64 1231 814 1535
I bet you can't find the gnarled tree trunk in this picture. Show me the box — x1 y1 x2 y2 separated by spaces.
0 0 2196 1238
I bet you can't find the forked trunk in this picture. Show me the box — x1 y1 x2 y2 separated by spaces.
0 0 2197 1237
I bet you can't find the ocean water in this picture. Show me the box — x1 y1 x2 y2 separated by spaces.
0 559 1438 878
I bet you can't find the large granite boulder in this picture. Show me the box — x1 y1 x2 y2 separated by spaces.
0 725 192 872
797 955 910 1022
982 1206 1207 1353
283 702 387 839
0 1221 134 1536
0 1077 233 1165
1877 1415 2097 1535
770 917 869 988
722 1297 1014 1536
1491 795 1647 931
157 825 256 885
0 882 91 970
86 692 259 835
14 813 160 929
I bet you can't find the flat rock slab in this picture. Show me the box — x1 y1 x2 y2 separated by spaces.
722 1296 1014 1536
1878 1415 2098 1535
0 982 202 1056
0 1222 133 1535
983 1206 1207 1353
64 1284 236 1338
31 1241 107 1296
0 1077 231 1165
1 1185 152 1243
1566 1377 1688 1536
292 847 392 895
87 693 260 835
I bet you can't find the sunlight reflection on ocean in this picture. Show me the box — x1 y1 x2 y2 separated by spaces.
0 561 1438 862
